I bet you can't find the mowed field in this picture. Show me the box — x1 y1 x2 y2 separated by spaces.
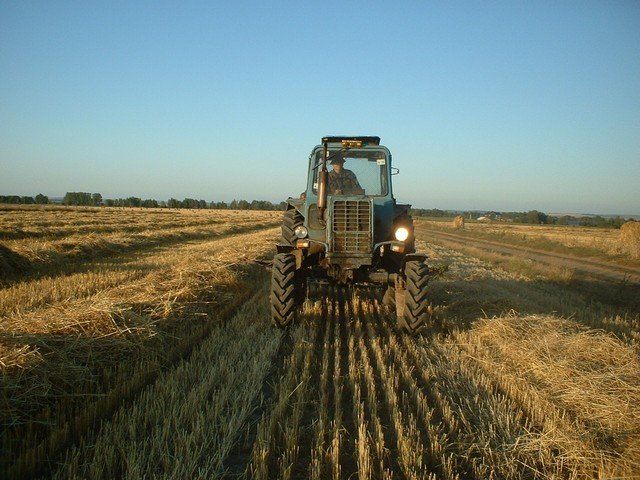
1 206 639 479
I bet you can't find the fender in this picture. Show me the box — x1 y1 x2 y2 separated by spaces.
401 253 428 270
286 197 305 216
276 243 295 254
393 203 412 219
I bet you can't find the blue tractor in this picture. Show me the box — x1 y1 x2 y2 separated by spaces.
270 136 431 332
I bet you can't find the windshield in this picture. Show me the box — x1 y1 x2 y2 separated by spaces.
312 149 388 196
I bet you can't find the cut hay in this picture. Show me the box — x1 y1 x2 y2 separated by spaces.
452 215 465 229
460 314 640 477
620 220 640 259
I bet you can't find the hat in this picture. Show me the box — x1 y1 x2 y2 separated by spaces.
329 153 345 164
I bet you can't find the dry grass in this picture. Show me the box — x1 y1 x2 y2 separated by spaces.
417 218 637 264
249 304 320 480
53 285 281 479
0 205 280 478
246 276 640 479
419 236 640 348
3 205 639 479
456 314 640 477
0 205 280 279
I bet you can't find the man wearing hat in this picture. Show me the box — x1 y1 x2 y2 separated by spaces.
328 153 363 195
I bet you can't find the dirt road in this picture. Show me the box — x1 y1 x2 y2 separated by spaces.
416 225 640 284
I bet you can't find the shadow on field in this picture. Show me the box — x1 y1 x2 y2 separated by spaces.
0 328 157 478
0 267 263 480
0 223 276 287
0 244 31 280
426 273 640 338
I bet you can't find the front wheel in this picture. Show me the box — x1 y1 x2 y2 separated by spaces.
397 260 430 333
270 253 298 328
281 209 304 245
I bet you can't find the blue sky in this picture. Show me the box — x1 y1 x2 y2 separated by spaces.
1 1 639 214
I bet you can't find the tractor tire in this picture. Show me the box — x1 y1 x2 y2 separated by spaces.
270 253 298 328
400 260 430 333
281 208 304 245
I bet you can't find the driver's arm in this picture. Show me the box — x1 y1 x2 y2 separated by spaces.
327 172 336 194
348 170 362 190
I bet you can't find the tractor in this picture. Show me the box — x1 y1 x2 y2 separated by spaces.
270 136 430 332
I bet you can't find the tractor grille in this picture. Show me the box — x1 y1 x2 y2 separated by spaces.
332 200 372 253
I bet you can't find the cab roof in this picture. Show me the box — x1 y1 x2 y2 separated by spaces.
322 136 380 146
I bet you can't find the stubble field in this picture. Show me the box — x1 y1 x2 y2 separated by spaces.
1 206 639 479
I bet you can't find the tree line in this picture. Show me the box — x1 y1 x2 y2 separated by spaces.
105 197 289 211
410 208 633 228
0 194 49 205
0 192 287 211
2 194 632 227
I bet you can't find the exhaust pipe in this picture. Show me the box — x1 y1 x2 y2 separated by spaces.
317 139 328 224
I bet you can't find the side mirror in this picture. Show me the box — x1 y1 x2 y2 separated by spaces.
391 167 400 175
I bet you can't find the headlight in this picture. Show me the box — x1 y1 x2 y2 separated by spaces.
394 227 409 241
294 225 308 238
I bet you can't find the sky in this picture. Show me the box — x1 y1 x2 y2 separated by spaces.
1 1 639 215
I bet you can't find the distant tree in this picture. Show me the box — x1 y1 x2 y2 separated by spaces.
250 199 268 210
167 198 181 209
21 196 35 204
35 193 49 204
126 197 142 207
210 201 227 209
63 192 93 206
181 198 195 209
525 210 548 224
91 193 103 206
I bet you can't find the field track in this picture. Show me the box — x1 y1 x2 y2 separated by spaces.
416 225 640 284
1 208 639 479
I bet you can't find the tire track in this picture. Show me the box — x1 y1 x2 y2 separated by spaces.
417 226 640 284
50 280 281 480
244 280 626 479
3 228 281 479
32 230 638 479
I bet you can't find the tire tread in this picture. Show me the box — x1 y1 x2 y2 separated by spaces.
402 260 430 333
270 253 298 327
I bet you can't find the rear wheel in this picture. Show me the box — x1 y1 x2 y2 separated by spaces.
270 253 298 328
281 209 304 245
397 260 430 333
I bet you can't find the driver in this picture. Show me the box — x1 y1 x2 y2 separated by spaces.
328 154 362 195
